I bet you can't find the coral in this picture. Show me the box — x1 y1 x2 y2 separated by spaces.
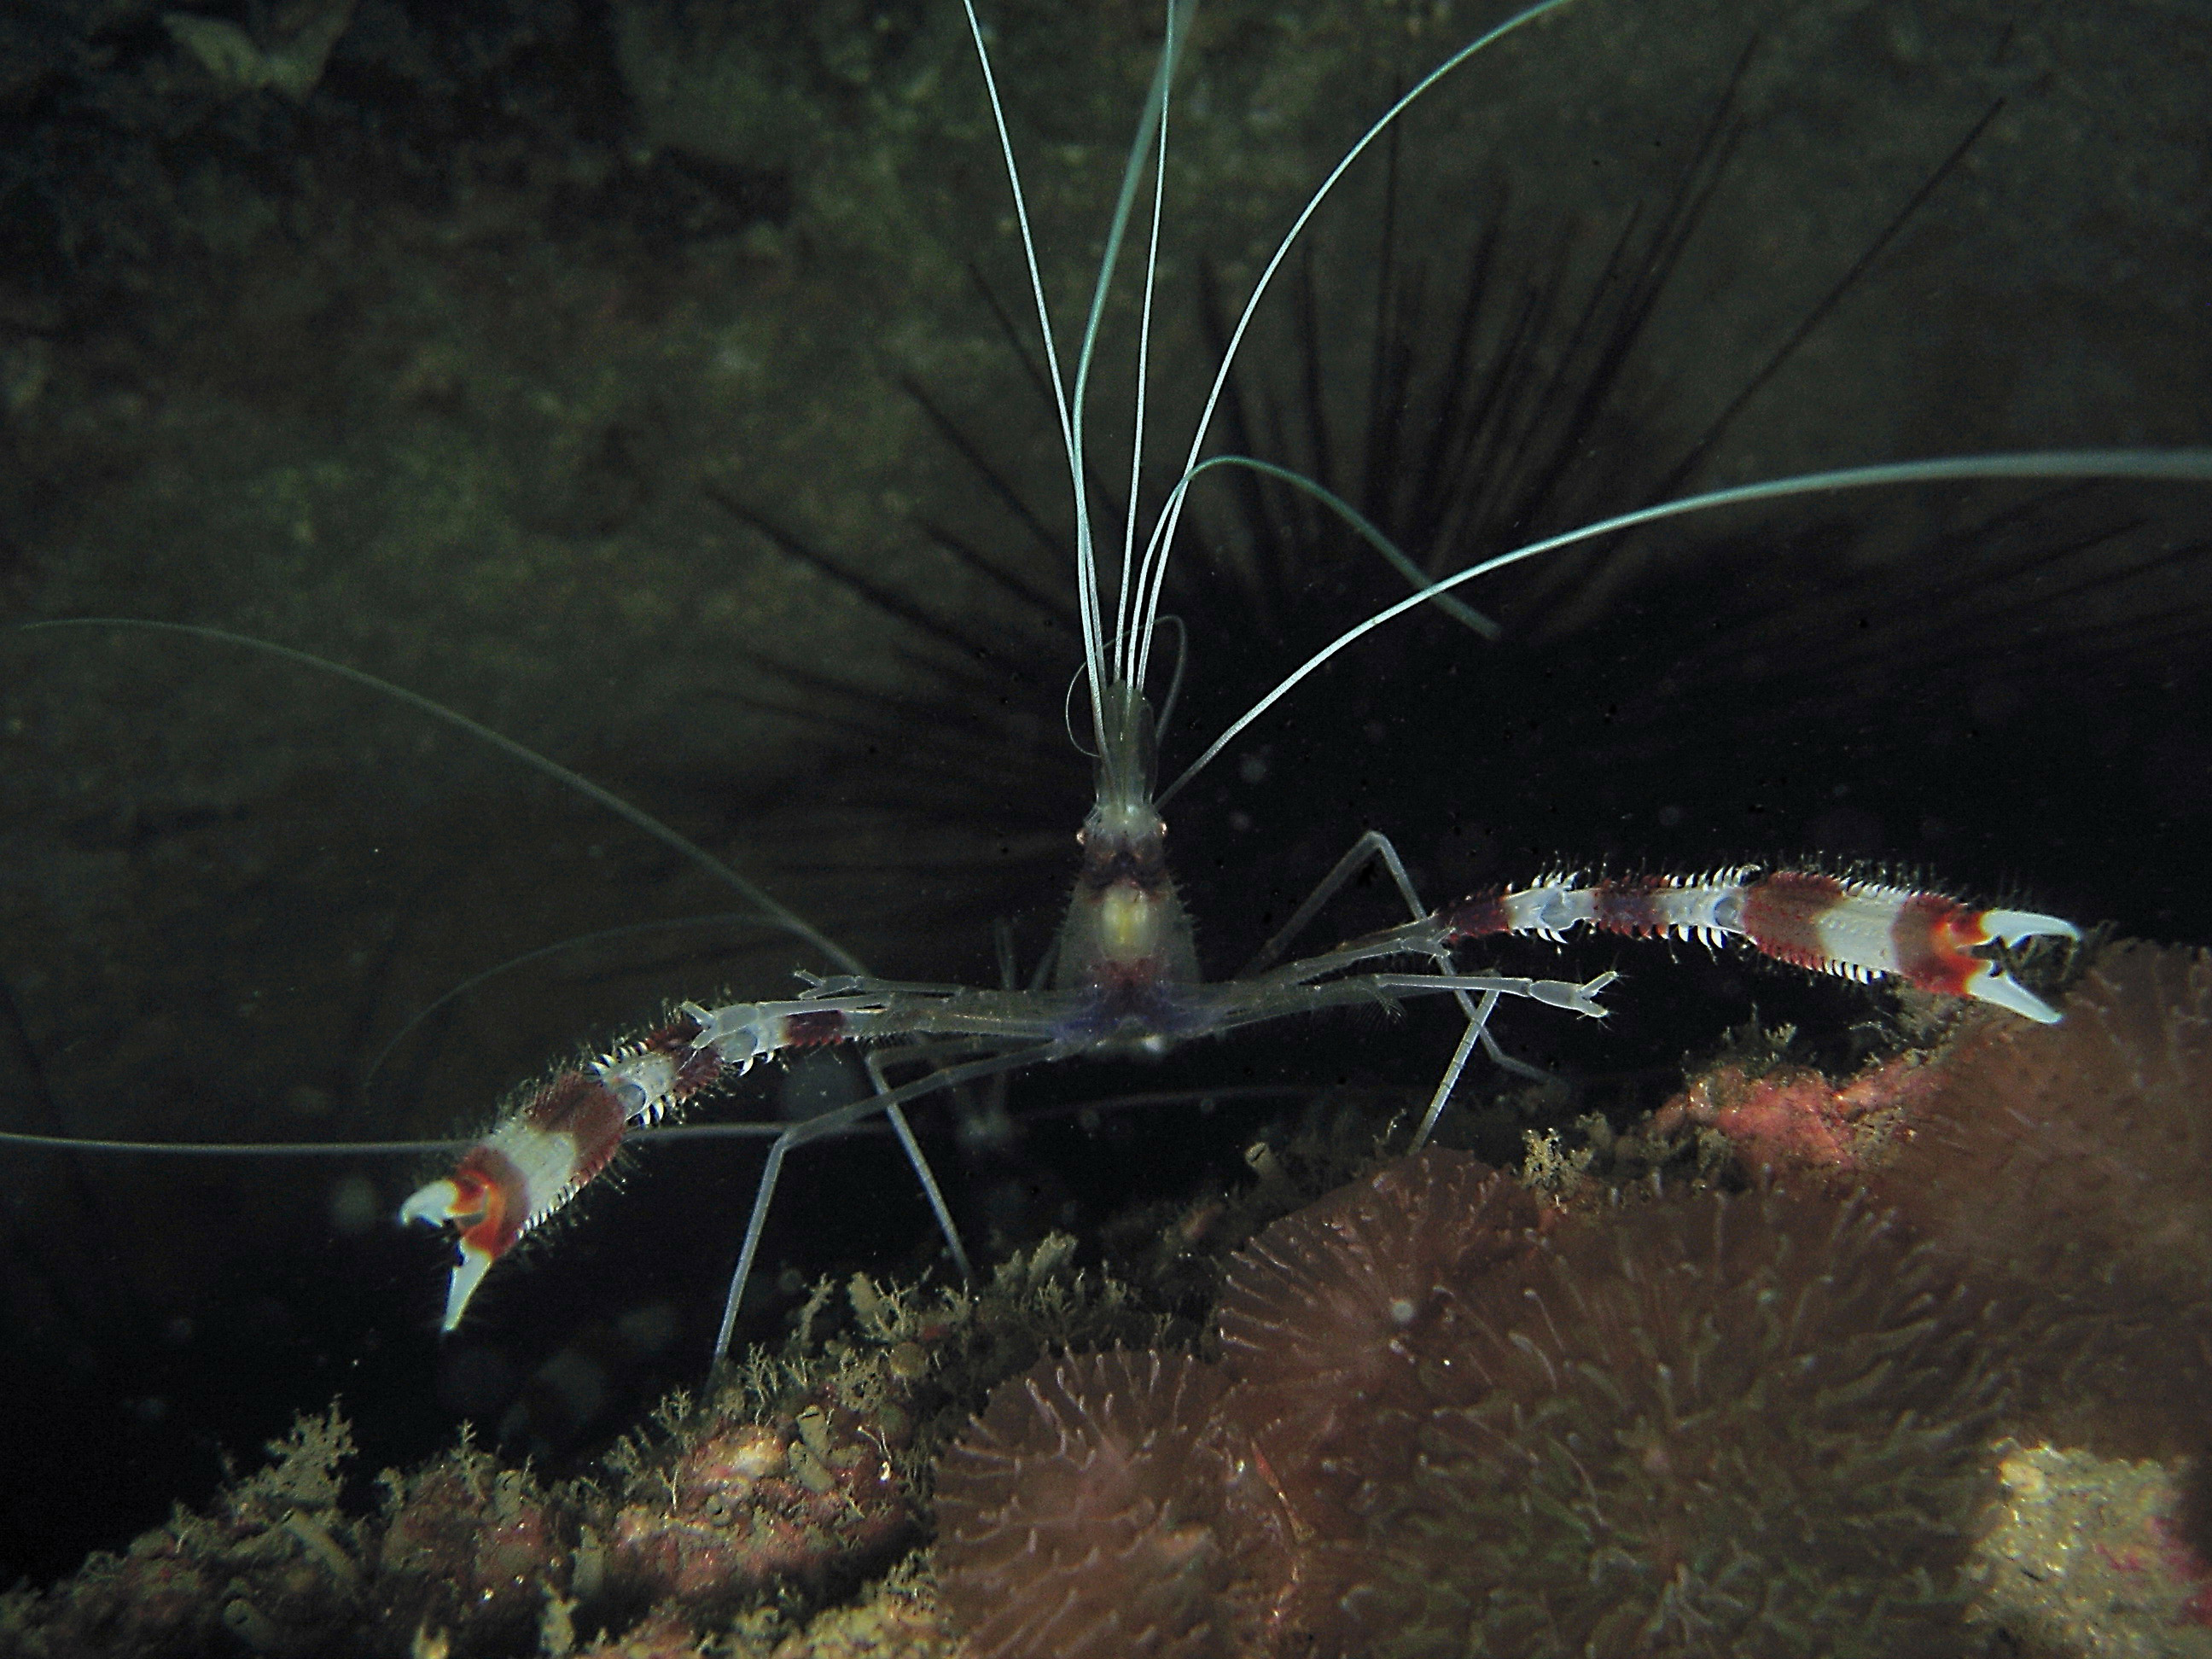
1212 1150 1541 1526
928 948 2208 1656
938 1151 2014 1659
1630 944 2212 1464
4 1227 1156 1657
934 1349 1249 1659
1868 942 2212 1458
594 1230 1165 1634
571 1608 710 1657
20 948 2204 1659
1976 1444 2212 1656
760 1562 959 1657
1872 942 2211 1294
1284 1179 2005 1658
1654 944 2212 1326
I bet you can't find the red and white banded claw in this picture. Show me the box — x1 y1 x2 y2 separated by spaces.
1441 868 2079 1023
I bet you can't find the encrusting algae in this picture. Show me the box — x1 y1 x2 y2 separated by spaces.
0 1231 1160 1657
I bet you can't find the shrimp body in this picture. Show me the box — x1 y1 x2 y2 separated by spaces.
402 686 2075 1334
393 0 2157 1352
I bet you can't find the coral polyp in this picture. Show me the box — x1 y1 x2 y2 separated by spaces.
1291 1178 2007 1658
1214 1149 1541 1501
934 1349 1246 1659
1650 941 2212 1467
935 1150 2017 1658
1873 943 2211 1314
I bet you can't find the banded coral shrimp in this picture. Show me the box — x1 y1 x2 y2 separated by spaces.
0 0 2208 1590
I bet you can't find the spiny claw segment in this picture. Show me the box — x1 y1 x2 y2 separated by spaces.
1442 871 2080 1025
399 1068 632 1330
400 1154 519 1331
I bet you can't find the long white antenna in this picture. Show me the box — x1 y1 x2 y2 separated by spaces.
1128 0 1582 696
957 0 1096 729
959 0 1196 735
1063 3 1195 719
21 619 866 974
1115 0 1182 693
1157 446 2212 804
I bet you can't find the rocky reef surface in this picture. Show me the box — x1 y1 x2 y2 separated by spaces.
3 940 2207 1657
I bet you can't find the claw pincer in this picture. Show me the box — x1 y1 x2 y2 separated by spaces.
400 1020 731 1330
1734 876 2081 1022
399 1069 632 1330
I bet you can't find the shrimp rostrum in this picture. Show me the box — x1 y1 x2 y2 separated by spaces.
394 0 2172 1364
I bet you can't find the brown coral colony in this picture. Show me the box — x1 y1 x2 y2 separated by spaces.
934 943 2212 1658
935 1351 1239 1659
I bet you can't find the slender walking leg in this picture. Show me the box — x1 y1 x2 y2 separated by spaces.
709 1044 1061 1365
867 1051 976 1285
1243 829 1554 1142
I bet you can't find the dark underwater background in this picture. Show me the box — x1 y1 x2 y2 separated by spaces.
0 0 2205 1595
